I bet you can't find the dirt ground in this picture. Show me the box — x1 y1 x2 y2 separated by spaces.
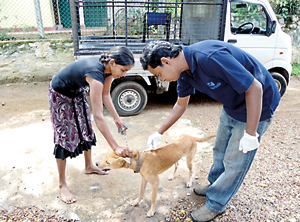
0 76 300 221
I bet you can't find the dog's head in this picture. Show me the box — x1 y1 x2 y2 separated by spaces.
98 152 131 171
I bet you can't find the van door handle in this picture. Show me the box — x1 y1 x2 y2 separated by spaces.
228 39 237 43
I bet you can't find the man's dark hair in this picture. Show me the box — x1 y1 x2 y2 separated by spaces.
140 41 182 70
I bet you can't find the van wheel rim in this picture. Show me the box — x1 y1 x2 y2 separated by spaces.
118 89 141 112
274 79 282 92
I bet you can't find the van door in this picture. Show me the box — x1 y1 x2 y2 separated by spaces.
224 0 277 67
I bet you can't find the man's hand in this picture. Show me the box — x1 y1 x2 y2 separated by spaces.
239 131 259 153
147 132 162 150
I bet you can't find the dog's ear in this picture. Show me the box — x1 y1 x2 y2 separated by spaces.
116 157 130 164
122 157 131 164
115 157 130 167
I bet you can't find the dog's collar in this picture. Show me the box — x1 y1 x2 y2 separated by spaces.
134 153 141 173
126 153 141 173
126 155 134 169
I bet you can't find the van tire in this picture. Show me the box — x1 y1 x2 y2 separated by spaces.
111 81 148 116
271 72 287 96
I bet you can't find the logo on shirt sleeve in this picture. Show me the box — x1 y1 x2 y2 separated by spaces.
207 82 221 90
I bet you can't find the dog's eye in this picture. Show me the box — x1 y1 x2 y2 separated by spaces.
106 161 110 165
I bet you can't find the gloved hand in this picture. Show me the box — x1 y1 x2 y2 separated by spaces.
147 132 162 150
239 131 260 153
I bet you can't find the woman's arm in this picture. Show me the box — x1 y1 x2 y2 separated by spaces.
102 76 124 129
86 76 131 156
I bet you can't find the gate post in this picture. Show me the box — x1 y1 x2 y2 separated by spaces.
70 0 79 55
34 0 45 39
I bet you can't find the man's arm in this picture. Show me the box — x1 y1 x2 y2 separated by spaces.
245 78 263 136
158 95 190 134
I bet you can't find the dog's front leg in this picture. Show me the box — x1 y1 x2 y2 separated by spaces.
131 177 147 206
147 176 160 217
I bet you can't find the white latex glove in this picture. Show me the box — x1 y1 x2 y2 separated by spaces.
239 131 260 153
147 132 162 150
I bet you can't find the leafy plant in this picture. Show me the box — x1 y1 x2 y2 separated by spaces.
272 0 300 19
21 25 36 32
292 63 300 79
0 30 14 40
144 0 160 12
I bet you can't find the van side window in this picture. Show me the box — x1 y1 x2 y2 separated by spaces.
231 1 268 35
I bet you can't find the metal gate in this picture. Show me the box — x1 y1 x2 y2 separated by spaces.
83 0 108 27
70 0 227 56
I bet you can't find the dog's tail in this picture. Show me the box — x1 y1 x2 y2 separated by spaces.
194 134 216 143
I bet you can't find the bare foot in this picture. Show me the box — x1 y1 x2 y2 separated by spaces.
59 184 77 204
84 165 109 175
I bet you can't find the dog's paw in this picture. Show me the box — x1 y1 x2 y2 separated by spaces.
146 209 155 217
186 181 192 188
130 198 140 206
168 175 174 180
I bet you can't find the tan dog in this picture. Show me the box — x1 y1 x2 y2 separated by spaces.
99 134 215 217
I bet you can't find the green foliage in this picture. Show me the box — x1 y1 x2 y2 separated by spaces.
50 42 71 51
144 0 159 12
21 25 36 32
0 30 14 40
292 63 300 79
143 0 177 15
232 2 261 17
272 0 300 19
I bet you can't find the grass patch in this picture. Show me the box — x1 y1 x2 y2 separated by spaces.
292 63 300 79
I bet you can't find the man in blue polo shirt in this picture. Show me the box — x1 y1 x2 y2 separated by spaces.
140 40 280 221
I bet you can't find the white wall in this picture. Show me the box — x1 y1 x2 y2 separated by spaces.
0 0 55 29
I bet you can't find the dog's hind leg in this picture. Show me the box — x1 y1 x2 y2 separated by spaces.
147 176 160 217
131 177 147 206
168 162 179 180
186 147 196 188
186 159 193 188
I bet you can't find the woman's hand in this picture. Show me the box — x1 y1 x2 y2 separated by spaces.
115 118 128 135
114 146 133 157
115 118 125 129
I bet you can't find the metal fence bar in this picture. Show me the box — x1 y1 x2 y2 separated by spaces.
125 0 128 46
34 0 45 39
76 0 223 4
70 0 79 53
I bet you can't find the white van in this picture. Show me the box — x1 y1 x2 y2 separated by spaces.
73 0 292 115
224 0 292 96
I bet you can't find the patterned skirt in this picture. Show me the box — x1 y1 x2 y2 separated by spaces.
48 83 96 160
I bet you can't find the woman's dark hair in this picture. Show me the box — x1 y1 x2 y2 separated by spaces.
100 46 135 66
140 41 182 70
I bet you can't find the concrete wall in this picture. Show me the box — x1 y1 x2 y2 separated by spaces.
0 0 55 28
277 15 300 63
